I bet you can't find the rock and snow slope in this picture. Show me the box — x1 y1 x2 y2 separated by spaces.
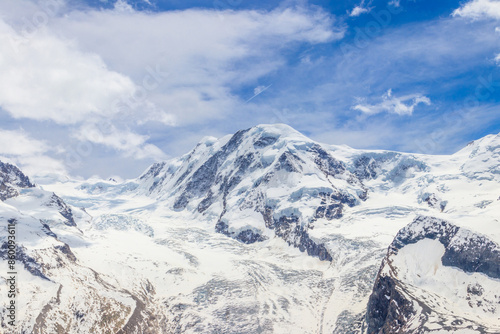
367 216 500 333
1 124 499 333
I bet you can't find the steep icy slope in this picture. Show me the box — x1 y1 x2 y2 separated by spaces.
3 125 499 333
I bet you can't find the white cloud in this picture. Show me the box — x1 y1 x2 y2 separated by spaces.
0 1 343 177
52 6 341 125
353 89 431 116
453 0 500 20
0 20 136 125
75 123 167 161
350 6 370 17
495 53 500 64
350 1 371 17
0 129 67 176
389 0 401 8
114 0 134 13
0 129 48 156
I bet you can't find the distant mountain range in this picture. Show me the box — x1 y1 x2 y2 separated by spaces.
1 124 499 333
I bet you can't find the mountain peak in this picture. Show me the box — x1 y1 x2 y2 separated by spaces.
135 124 367 261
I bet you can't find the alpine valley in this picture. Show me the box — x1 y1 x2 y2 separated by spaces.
1 124 499 333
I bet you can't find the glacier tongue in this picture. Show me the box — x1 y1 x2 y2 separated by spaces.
1 125 500 333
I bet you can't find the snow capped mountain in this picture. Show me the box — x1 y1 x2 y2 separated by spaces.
1 124 499 333
136 124 367 260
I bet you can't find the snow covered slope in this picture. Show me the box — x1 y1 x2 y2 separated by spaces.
1 124 499 333
0 163 141 333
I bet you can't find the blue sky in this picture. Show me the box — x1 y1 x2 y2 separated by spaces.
0 0 499 178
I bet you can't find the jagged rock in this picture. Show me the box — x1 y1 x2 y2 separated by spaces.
45 193 77 227
0 161 34 201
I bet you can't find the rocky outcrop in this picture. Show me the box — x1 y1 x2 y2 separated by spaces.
366 216 500 334
390 216 500 279
0 161 34 201
45 193 77 227
352 153 428 184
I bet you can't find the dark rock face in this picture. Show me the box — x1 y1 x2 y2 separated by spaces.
139 162 166 181
0 161 35 201
352 153 400 180
314 192 358 220
276 152 303 173
391 217 459 250
442 232 500 280
0 220 50 281
352 153 428 183
173 129 250 210
54 243 77 262
215 221 267 244
140 162 168 194
353 155 380 180
308 145 346 177
45 193 77 227
365 275 415 334
273 214 332 261
236 229 266 244
467 283 484 296
366 216 500 334
41 223 58 238
422 193 447 212
253 136 278 148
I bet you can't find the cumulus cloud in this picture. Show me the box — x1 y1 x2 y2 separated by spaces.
0 20 136 125
453 0 500 20
353 89 431 116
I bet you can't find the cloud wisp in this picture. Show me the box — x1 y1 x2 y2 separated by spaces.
350 1 371 17
353 89 431 116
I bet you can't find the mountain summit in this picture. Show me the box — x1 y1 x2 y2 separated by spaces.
138 124 368 260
